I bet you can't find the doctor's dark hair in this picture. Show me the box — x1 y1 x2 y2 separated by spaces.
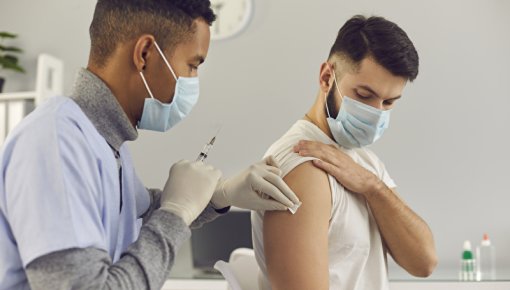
89 0 215 67
329 15 419 81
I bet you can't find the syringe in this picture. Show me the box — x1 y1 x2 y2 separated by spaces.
196 135 216 162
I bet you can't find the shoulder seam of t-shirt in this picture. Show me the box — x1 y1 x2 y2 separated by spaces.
264 120 340 214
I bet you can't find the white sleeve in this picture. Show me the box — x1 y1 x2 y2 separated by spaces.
378 159 396 189
364 149 396 188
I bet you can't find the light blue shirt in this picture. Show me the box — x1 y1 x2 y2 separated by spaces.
0 96 151 289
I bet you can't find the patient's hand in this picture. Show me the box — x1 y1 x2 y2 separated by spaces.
294 141 438 277
293 140 381 198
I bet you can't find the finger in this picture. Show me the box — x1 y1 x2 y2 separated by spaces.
295 146 326 160
264 165 282 176
260 156 282 175
294 140 329 156
212 168 223 180
254 176 296 208
297 140 326 150
257 199 288 211
312 159 341 179
171 159 189 172
293 141 311 153
262 173 301 206
263 155 281 168
296 139 317 148
302 144 341 165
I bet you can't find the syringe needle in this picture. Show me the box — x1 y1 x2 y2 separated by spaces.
196 125 222 162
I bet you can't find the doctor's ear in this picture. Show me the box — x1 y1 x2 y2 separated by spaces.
133 35 156 71
141 50 147 70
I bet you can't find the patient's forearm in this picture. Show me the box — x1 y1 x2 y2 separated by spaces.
366 181 437 277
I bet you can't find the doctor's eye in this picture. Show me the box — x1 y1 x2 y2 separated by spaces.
189 64 199 71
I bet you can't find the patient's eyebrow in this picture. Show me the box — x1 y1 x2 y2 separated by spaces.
357 84 402 100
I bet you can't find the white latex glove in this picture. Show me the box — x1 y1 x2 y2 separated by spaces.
161 160 222 225
211 156 300 211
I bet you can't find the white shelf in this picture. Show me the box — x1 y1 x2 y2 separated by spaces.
0 91 37 101
0 54 63 145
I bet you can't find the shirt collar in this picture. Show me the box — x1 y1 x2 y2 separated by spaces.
70 68 138 151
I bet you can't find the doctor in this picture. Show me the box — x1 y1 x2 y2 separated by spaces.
0 0 299 289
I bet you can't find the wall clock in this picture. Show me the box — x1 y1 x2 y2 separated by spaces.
210 0 253 40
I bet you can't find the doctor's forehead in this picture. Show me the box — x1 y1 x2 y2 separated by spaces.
172 18 211 62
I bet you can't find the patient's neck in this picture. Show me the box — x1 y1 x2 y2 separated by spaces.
304 93 335 141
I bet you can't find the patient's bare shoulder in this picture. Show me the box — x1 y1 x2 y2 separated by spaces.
263 161 332 290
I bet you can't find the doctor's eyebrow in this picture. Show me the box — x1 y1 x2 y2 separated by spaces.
357 84 402 100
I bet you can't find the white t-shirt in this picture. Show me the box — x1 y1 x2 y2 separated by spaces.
251 120 396 290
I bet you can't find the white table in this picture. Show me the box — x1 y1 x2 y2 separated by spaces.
162 279 227 290
162 279 510 290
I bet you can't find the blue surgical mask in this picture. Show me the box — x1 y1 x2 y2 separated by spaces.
326 70 391 148
137 41 199 132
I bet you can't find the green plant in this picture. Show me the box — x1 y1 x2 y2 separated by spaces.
0 31 25 74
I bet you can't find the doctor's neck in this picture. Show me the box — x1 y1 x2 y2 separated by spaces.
86 46 142 128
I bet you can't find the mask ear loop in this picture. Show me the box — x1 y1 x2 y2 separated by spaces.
139 40 178 101
331 68 344 103
324 91 332 118
139 71 156 100
325 64 344 118
153 41 178 81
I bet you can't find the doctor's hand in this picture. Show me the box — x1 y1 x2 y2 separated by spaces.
211 156 300 211
293 140 380 198
160 160 222 226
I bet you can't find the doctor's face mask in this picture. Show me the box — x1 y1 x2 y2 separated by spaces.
325 69 391 148
137 41 199 132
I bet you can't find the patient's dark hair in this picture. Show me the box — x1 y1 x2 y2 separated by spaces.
329 15 419 81
89 0 216 67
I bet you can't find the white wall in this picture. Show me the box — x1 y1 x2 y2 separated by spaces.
1 0 509 279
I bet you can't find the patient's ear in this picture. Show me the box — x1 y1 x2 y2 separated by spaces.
319 62 334 95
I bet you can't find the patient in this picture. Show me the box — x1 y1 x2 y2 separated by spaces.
251 15 437 290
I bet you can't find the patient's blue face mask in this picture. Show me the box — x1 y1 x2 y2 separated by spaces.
325 69 391 148
137 41 199 132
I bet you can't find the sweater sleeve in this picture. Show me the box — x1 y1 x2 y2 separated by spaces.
143 188 229 229
25 210 190 290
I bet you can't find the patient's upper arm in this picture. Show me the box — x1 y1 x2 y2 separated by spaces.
263 161 332 290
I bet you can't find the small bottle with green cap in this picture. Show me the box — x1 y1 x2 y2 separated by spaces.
459 240 476 281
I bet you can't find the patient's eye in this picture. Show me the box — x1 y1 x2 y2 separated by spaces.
355 91 371 100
